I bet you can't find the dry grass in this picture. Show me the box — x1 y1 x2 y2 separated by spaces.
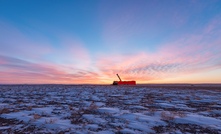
148 99 154 104
26 106 33 111
161 111 175 121
195 97 202 100
176 111 186 118
33 114 41 120
166 98 172 102
148 107 157 115
161 111 187 121
69 105 74 110
89 101 98 110
0 108 10 114
185 96 190 100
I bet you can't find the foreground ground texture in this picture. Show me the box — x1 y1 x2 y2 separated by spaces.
0 85 221 134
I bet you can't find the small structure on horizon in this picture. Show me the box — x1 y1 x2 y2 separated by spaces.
113 74 136 85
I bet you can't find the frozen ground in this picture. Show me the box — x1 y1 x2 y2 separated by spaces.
0 85 221 133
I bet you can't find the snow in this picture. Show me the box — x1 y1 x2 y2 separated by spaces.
0 103 8 107
98 107 120 114
0 126 10 130
129 105 147 110
127 122 155 133
1 110 73 130
1 111 33 122
120 128 136 134
174 114 221 130
82 114 95 120
0 85 221 133
83 114 106 124
85 124 99 131
96 130 115 134
116 112 166 127
156 103 175 108
95 102 105 107
32 107 54 115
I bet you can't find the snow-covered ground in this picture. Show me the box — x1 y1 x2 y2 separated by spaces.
0 85 220 133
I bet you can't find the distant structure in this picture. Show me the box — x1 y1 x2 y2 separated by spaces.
113 74 136 85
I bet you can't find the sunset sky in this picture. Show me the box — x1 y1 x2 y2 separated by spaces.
0 0 221 84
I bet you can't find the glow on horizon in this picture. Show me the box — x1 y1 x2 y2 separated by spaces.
0 0 221 84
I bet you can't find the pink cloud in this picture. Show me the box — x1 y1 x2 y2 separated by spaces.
0 20 96 84
0 54 102 84
94 17 221 83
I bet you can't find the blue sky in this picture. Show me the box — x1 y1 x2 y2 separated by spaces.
0 0 221 84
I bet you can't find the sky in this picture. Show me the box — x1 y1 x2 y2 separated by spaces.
0 0 221 84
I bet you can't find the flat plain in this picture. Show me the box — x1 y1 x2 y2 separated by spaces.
0 84 221 133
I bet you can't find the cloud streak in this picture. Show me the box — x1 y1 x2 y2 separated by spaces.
95 16 221 83
0 55 101 84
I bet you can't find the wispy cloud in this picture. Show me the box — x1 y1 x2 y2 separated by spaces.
0 55 101 84
95 16 221 83
0 20 99 84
